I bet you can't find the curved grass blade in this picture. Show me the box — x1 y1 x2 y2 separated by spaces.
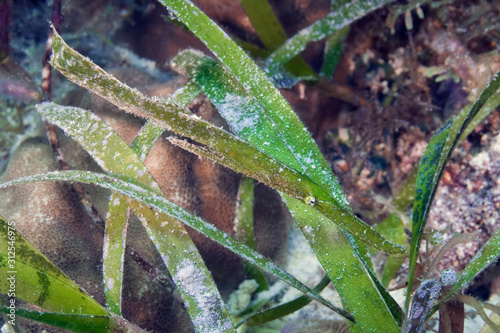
266 0 395 67
405 71 500 313
0 171 344 318
238 0 316 78
281 194 401 332
35 102 234 332
245 274 330 326
48 30 405 254
0 215 108 316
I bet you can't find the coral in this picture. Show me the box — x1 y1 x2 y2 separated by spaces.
0 137 105 301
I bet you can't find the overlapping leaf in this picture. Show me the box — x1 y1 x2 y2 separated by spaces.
0 170 342 317
49 28 405 254
35 102 234 332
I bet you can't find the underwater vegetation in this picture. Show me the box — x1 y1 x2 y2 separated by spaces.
1 0 500 332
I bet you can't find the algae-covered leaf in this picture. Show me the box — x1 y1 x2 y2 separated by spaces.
281 194 401 332
102 192 129 315
266 0 395 67
49 30 405 254
171 49 304 173
0 171 342 317
159 0 351 210
0 215 108 316
405 71 500 312
35 102 234 332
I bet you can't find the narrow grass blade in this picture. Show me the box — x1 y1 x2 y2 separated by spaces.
405 71 500 313
266 0 395 67
0 215 108 316
129 121 166 162
430 226 500 318
281 194 401 332
49 30 405 254
102 193 129 315
234 176 268 290
320 26 349 80
35 102 234 332
234 176 256 249
239 0 287 51
168 80 201 108
245 275 330 326
0 171 343 317
130 81 201 162
238 0 316 78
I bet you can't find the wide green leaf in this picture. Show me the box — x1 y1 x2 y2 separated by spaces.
171 49 304 173
281 194 401 332
0 215 108 316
